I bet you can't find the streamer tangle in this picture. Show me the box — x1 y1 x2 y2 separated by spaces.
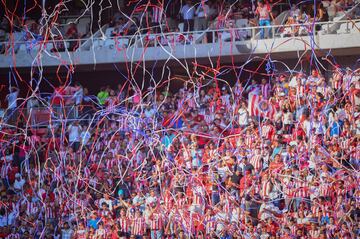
0 0 359 238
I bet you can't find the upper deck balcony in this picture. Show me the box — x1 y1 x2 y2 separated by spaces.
1 19 360 70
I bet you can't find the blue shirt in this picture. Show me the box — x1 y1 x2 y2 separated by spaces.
162 134 175 148
172 116 183 129
271 146 282 159
181 4 195 20
87 218 100 229
330 121 342 137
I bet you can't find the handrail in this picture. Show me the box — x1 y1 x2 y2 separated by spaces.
328 2 360 33
77 23 109 51
1 19 359 48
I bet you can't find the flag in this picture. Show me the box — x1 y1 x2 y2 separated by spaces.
248 92 275 119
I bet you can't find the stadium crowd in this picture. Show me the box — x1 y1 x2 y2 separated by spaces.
1 0 360 53
0 62 359 239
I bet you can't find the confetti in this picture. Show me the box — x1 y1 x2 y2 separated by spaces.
0 0 359 239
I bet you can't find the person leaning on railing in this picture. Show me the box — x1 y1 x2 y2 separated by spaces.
255 0 275 39
65 23 79 51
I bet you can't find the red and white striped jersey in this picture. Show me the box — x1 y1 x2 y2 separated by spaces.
45 203 56 219
319 184 331 197
245 135 255 148
311 205 321 217
131 216 146 235
296 84 305 98
192 191 204 205
250 154 262 172
150 212 163 230
204 114 214 124
26 201 39 215
334 187 347 197
261 124 274 140
118 216 130 233
75 230 87 239
261 180 272 199
152 6 163 23
106 158 117 170
204 215 216 234
5 234 20 239
321 205 332 218
0 163 11 178
295 181 309 198
187 97 196 109
332 72 343 88
175 197 187 208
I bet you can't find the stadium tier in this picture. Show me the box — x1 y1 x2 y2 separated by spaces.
0 1 359 239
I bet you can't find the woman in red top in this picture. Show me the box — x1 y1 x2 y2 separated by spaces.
65 23 79 51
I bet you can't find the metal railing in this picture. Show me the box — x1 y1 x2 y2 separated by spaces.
2 105 79 127
0 94 98 127
1 19 360 54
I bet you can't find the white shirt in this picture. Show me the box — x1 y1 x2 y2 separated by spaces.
13 178 25 190
27 97 39 110
146 195 157 205
80 131 91 146
238 107 249 126
7 210 18 225
283 112 293 124
288 76 298 88
6 90 19 109
99 198 113 211
68 124 82 142
73 88 83 105
259 202 281 221
302 120 311 137
145 108 156 118
196 3 210 18
181 4 195 20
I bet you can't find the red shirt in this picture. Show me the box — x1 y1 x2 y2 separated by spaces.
52 87 65 105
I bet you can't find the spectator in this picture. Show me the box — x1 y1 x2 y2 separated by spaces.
180 0 196 32
327 0 338 21
151 4 164 33
195 0 210 31
255 0 274 39
5 86 19 123
61 222 74 239
165 1 180 30
97 87 109 105
65 23 79 51
67 120 82 152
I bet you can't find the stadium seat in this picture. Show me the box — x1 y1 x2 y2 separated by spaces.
218 31 232 42
45 42 54 52
77 18 90 36
192 33 202 44
104 38 128 49
93 39 104 50
235 19 248 28
19 43 27 51
116 38 129 48
65 41 70 49
178 23 184 32
63 18 77 33
350 22 360 33
104 39 115 49
338 23 351 34
32 44 42 53
105 27 115 38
